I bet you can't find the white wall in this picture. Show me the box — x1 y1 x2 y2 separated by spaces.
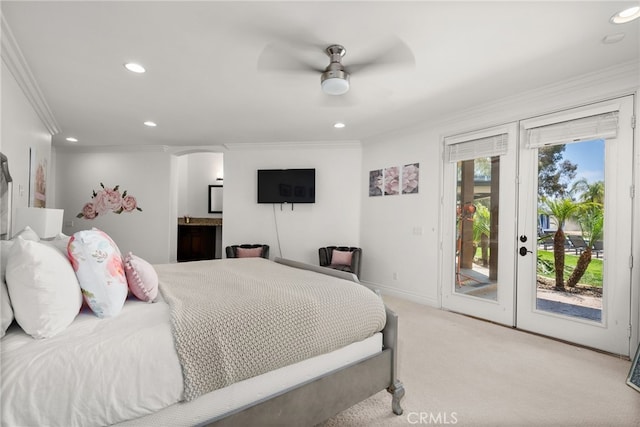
1 61 52 232
223 143 362 265
176 152 224 218
360 132 440 305
54 148 175 264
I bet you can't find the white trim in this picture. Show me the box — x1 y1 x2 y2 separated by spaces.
1 15 59 135
360 280 439 308
224 140 362 151
53 144 171 154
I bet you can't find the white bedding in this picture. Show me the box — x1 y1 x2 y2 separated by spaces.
1 296 383 427
1 298 183 427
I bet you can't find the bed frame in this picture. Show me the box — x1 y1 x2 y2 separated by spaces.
199 258 405 426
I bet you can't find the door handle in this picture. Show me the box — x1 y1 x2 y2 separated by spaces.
519 246 532 256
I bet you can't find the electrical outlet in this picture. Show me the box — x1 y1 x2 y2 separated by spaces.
64 220 74 227
393 272 398 280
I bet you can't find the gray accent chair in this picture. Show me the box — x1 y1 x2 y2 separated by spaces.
318 246 362 278
225 244 270 259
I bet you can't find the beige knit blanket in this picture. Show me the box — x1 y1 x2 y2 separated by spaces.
155 258 386 402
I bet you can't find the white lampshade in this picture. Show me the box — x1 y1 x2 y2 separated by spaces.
14 208 64 239
321 77 350 96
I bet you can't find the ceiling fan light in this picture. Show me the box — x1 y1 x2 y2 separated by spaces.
321 69 350 95
322 78 350 95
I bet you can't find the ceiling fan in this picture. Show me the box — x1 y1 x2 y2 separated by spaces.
257 36 415 97
320 45 351 96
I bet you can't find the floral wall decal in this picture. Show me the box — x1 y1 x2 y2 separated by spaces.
402 163 420 194
77 183 142 219
384 166 400 195
369 169 383 197
369 163 419 197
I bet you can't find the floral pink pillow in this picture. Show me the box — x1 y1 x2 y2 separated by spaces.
331 250 353 266
124 252 158 303
67 229 128 318
236 247 263 258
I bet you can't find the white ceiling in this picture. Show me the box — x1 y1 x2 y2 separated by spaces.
2 1 638 149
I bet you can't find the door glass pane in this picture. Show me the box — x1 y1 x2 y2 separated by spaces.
536 139 604 322
455 156 499 300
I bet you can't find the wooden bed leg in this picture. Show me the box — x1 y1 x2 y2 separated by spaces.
387 379 405 415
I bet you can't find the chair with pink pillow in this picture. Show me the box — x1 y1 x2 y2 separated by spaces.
318 246 362 278
225 244 270 259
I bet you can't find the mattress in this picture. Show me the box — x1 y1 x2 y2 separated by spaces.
115 333 382 426
1 294 382 427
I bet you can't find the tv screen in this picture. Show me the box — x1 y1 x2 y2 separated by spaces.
257 169 316 204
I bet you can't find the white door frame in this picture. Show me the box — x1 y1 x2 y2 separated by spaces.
440 123 518 326
515 96 635 356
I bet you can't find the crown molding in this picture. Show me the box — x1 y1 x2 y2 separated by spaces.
53 144 171 154
165 145 227 156
1 15 60 135
224 140 362 151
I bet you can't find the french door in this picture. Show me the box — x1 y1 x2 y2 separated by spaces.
516 96 634 356
442 96 634 356
441 124 518 326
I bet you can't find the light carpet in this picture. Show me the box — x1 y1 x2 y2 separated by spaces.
321 295 640 426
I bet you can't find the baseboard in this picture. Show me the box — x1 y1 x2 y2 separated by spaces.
360 281 439 307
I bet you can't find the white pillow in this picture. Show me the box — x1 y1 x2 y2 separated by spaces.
67 229 128 318
41 232 71 256
12 226 40 242
1 240 15 338
1 279 13 338
5 238 82 339
1 240 13 281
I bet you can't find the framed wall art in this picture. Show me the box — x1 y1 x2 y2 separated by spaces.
208 185 223 214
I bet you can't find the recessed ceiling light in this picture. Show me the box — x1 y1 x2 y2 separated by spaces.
333 122 346 129
124 62 146 73
610 6 640 24
65 137 78 142
143 121 157 127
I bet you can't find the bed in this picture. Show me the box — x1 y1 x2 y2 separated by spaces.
1 255 404 426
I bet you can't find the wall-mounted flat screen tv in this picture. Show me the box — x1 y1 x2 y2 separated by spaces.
257 168 315 204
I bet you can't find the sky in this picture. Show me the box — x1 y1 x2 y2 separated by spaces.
562 139 604 184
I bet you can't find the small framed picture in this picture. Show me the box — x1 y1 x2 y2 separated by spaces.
208 185 223 214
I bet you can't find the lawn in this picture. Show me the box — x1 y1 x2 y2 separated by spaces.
537 250 603 288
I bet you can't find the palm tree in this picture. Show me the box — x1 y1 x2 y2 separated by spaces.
566 203 603 288
472 204 491 266
540 197 580 291
571 178 604 204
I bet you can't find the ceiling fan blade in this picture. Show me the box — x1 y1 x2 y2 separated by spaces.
345 36 415 74
257 42 324 74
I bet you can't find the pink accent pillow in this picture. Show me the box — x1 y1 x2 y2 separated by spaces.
236 247 263 258
331 249 353 266
67 229 128 318
124 252 158 303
